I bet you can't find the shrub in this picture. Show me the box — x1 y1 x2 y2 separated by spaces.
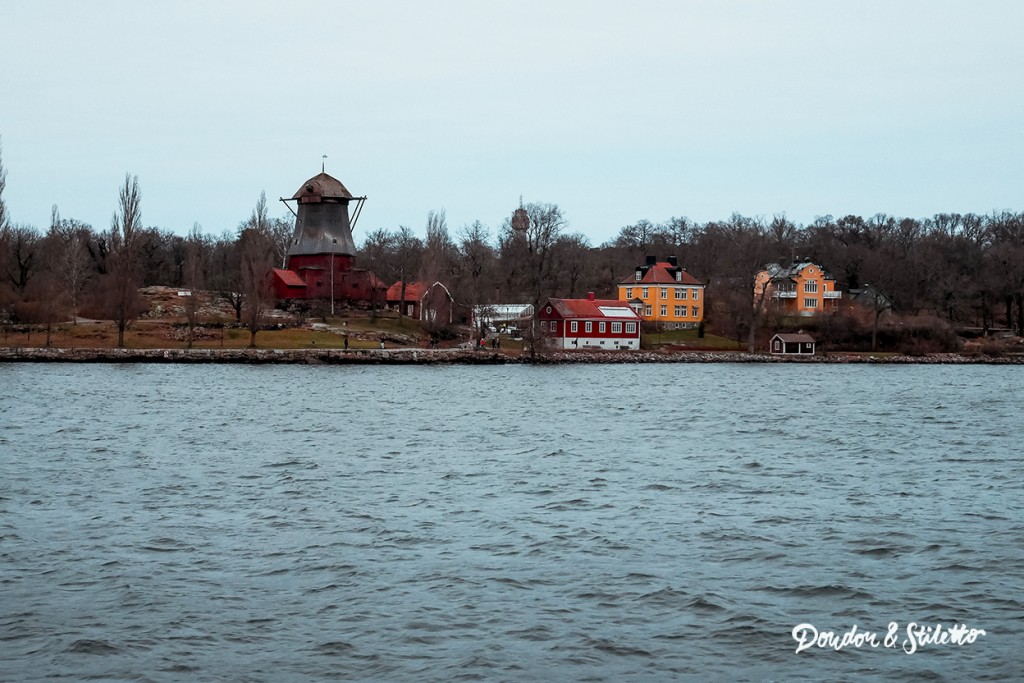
980 342 1005 358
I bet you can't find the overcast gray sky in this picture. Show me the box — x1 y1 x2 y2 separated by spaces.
2 0 1022 244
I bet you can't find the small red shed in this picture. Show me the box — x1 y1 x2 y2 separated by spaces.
769 332 816 355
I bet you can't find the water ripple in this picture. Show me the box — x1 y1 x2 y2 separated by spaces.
1 363 1022 681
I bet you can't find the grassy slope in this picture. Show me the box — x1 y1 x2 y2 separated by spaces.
1 313 430 350
643 328 742 350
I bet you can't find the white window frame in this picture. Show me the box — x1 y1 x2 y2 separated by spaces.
570 321 578 333
660 287 668 299
644 305 651 317
804 281 818 293
641 287 649 299
625 288 633 299
611 322 622 333
550 320 557 332
675 305 684 317
585 321 593 333
692 289 699 300
691 306 699 318
625 322 637 334
599 321 606 333
660 305 667 317
804 298 818 309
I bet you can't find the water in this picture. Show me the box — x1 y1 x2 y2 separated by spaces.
1 363 1022 682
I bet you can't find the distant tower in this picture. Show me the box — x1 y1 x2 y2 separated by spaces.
278 172 367 308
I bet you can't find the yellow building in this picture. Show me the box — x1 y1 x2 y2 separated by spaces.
754 261 841 316
617 256 705 329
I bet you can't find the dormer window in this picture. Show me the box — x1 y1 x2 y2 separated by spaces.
675 270 681 282
635 270 642 281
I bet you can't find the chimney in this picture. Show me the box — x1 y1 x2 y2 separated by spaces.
666 255 678 267
645 255 657 266
587 292 595 301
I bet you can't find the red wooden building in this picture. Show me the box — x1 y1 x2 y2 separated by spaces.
386 281 428 318
537 293 642 350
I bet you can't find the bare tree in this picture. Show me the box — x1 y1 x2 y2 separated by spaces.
244 191 290 268
499 202 564 305
393 225 422 321
552 232 592 298
105 174 145 347
768 213 798 257
28 239 63 347
614 219 660 253
210 232 245 322
359 227 396 321
498 201 565 354
48 206 94 325
183 223 207 348
455 220 496 314
0 140 11 334
3 224 39 296
697 214 771 353
249 191 269 233
268 216 292 269
0 136 8 234
663 216 695 251
986 211 1024 335
239 225 275 348
420 208 456 286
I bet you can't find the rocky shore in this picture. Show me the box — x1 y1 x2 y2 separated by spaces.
1 347 1022 364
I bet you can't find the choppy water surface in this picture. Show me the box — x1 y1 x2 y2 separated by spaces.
1 363 1022 682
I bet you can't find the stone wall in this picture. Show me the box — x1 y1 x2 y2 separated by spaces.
1 347 1021 364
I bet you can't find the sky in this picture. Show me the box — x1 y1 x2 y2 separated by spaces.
1 0 1022 246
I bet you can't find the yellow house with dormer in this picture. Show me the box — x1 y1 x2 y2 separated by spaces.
755 261 841 316
617 256 706 329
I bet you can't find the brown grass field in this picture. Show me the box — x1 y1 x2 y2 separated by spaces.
0 320 389 350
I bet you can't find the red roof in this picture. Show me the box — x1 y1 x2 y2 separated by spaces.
273 268 307 288
386 281 427 301
619 261 703 285
543 298 641 320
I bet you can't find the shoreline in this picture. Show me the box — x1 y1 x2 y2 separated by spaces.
1 347 1022 365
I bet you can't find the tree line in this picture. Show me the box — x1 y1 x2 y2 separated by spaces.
338 207 1024 342
2 145 1023 348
